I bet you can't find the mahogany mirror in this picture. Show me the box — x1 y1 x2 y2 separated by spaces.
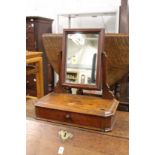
61 28 104 90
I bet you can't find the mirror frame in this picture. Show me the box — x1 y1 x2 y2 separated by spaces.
61 28 104 90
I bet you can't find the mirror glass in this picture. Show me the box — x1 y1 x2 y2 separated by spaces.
66 33 98 85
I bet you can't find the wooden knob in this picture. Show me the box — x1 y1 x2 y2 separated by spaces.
65 114 71 119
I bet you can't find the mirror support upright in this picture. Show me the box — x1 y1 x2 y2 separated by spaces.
54 50 65 93
101 51 114 99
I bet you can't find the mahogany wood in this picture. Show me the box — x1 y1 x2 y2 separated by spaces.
35 30 121 131
35 93 119 131
102 51 114 99
26 16 54 95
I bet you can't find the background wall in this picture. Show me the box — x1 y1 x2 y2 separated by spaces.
26 0 121 33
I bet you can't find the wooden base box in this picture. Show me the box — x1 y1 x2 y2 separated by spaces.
35 93 119 132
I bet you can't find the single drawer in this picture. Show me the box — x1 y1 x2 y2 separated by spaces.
35 106 113 130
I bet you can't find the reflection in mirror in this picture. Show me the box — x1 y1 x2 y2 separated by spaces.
65 33 99 85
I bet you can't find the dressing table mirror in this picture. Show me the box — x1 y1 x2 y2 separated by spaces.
35 28 119 132
61 29 103 90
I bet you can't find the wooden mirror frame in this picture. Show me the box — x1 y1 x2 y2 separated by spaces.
61 28 104 90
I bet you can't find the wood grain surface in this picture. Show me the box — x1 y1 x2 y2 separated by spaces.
34 93 119 131
35 93 118 117
27 117 128 155
26 99 129 138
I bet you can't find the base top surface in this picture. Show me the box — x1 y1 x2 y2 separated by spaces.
35 93 119 117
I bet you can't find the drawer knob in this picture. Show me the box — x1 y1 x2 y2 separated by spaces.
65 114 71 119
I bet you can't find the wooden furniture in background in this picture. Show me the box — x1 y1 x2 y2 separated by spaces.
42 34 62 75
104 34 129 111
116 75 129 111
26 16 54 96
119 0 129 34
26 51 44 99
118 0 129 111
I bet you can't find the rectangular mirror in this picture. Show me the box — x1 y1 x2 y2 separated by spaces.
61 29 104 90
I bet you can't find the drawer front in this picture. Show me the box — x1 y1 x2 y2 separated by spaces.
35 107 103 129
